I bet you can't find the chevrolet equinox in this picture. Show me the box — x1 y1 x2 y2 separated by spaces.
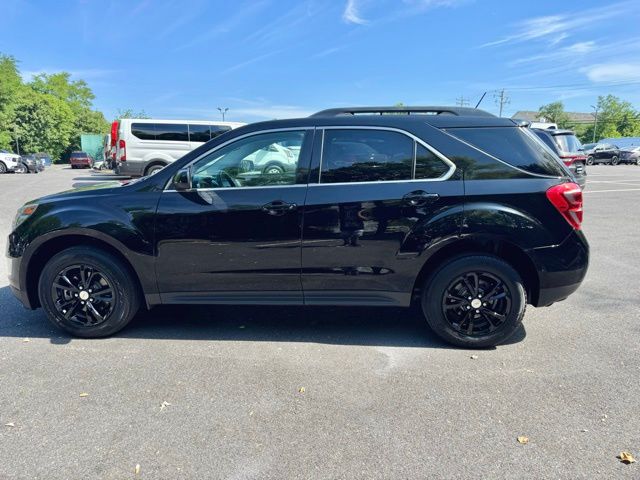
7 106 589 348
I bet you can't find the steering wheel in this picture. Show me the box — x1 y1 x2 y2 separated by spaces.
217 170 239 188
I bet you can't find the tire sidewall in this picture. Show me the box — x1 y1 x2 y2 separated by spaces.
422 255 526 348
38 248 139 338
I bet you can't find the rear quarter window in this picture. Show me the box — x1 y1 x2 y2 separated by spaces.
446 127 566 177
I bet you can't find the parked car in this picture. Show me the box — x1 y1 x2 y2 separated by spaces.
114 118 244 177
34 153 53 167
531 128 587 188
7 106 588 349
69 151 93 169
619 146 640 165
21 154 45 173
0 150 22 173
582 143 622 165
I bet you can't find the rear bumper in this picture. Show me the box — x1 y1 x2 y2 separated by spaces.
115 160 145 177
528 230 589 307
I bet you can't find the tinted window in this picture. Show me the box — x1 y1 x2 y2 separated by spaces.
155 123 188 141
415 144 449 179
71 152 87 158
533 131 558 153
211 125 232 139
553 133 582 153
191 130 307 189
131 123 155 140
321 129 413 183
189 124 210 143
446 127 566 176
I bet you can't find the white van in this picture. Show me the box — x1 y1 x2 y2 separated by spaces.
115 119 244 177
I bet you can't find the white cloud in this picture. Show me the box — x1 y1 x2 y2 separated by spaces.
343 0 368 25
581 63 640 83
511 41 596 65
481 1 635 48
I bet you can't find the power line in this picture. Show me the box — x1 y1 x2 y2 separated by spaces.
456 95 470 107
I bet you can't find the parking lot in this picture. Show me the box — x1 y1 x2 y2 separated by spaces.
0 165 638 479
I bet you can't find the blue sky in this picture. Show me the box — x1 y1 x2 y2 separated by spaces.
2 0 640 122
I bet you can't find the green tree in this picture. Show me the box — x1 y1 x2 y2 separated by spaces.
30 72 94 109
537 101 570 128
116 108 150 119
583 95 640 142
0 54 23 149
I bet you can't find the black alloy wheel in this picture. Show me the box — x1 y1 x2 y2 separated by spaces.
441 271 512 336
50 264 115 328
38 247 140 337
422 255 526 348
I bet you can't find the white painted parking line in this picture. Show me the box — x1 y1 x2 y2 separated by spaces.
584 188 640 193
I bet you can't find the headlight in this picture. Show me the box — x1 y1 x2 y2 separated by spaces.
14 204 38 228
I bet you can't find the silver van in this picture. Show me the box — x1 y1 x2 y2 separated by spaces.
115 118 244 177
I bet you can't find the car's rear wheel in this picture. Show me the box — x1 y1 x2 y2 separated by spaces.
0 162 6 174
38 247 141 338
611 156 619 165
421 255 526 348
145 164 165 176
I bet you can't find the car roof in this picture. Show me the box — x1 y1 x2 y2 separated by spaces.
532 128 576 136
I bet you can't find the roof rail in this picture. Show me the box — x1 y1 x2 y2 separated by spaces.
310 106 495 118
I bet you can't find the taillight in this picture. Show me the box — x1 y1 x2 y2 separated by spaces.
546 182 583 230
111 121 119 146
118 139 126 161
560 155 587 167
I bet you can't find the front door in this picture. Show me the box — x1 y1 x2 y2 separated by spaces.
301 127 464 306
154 129 314 304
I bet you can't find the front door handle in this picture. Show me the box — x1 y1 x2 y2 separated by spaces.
262 200 297 216
402 190 439 206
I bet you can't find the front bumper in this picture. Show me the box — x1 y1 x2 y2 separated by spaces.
6 247 34 309
528 230 589 307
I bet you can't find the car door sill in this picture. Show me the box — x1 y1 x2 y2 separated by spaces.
159 290 411 307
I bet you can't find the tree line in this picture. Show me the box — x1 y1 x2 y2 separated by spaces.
0 53 110 161
537 95 640 143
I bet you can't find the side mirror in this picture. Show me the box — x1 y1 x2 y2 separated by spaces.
173 168 191 191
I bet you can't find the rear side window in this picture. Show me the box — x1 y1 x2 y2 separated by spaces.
211 125 232 139
189 124 210 143
446 127 566 176
131 123 155 140
320 129 413 183
415 144 449 179
155 124 188 141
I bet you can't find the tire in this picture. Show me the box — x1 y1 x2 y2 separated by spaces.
15 163 27 174
421 255 526 348
38 247 141 338
0 161 7 174
145 164 165 176
586 156 594 166
263 164 284 175
610 156 619 165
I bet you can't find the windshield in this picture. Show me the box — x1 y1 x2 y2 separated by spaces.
554 134 582 153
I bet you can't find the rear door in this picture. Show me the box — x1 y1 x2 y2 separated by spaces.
301 127 464 306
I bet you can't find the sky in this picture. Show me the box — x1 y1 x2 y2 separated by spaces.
2 0 640 123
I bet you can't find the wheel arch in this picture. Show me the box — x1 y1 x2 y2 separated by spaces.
25 234 147 310
412 237 540 306
144 160 169 176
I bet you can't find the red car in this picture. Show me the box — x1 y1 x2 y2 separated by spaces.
70 151 93 169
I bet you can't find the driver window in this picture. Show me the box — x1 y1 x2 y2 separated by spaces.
191 130 306 189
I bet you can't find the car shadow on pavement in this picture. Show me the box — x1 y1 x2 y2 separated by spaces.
0 286 526 349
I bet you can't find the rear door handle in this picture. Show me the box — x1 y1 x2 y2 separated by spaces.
262 200 297 216
403 190 439 206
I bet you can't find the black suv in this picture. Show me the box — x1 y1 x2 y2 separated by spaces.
7 107 589 348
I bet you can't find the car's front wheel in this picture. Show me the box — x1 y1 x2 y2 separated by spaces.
610 156 619 165
421 255 526 348
586 156 594 165
38 247 141 338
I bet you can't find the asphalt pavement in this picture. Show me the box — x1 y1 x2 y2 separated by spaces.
0 165 638 479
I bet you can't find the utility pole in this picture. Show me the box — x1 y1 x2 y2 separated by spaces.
217 107 229 121
494 89 510 117
456 95 470 107
591 105 599 143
